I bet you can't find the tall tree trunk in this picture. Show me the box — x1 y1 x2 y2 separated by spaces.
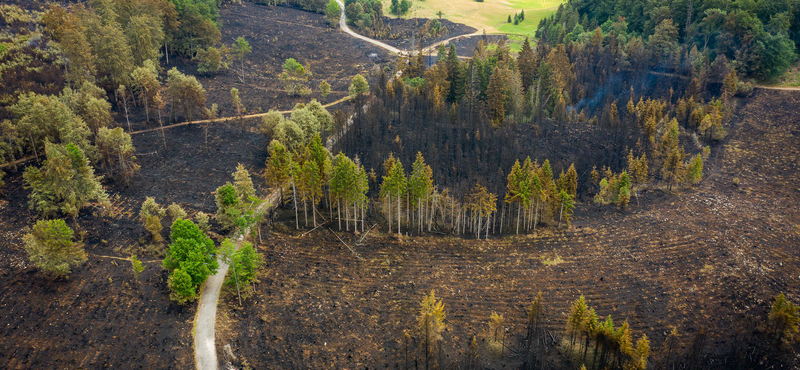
303 194 308 227
337 197 342 230
397 190 402 234
312 195 317 228
291 176 299 229
158 108 166 149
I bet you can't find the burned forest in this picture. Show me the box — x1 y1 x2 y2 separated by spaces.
0 0 799 369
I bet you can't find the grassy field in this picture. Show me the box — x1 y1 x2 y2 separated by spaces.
385 0 565 50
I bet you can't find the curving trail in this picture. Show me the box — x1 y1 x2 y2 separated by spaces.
194 192 280 370
194 10 397 368
335 0 404 55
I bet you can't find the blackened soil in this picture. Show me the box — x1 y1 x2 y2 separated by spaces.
0 121 270 369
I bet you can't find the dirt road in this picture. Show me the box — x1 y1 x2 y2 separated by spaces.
335 0 404 55
194 191 281 370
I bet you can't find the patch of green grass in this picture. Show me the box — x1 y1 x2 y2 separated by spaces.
542 254 564 266
382 0 565 38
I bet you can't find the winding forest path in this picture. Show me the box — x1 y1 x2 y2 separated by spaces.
194 192 280 370
194 11 396 368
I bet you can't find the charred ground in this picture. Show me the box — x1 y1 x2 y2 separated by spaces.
217 88 800 369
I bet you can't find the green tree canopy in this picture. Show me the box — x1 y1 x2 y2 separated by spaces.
163 218 218 296
23 219 87 277
349 74 369 96
23 142 109 218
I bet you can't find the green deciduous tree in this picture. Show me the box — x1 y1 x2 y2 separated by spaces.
168 267 196 304
163 219 218 303
24 142 108 218
326 0 341 27
23 219 86 277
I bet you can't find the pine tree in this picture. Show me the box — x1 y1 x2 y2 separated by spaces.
24 142 108 218
265 140 292 199
96 127 140 185
329 152 357 230
319 80 331 98
166 67 206 122
23 219 86 277
349 74 369 96
557 190 574 227
131 60 161 122
487 65 510 127
505 159 523 234
625 335 650 370
232 36 252 82
582 308 598 362
215 182 239 230
233 163 256 203
299 158 322 227
446 43 464 102
488 312 505 342
11 92 94 162
231 87 246 122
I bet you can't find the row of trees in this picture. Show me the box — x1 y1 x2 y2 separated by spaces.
393 290 798 369
266 129 576 236
565 296 650 370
